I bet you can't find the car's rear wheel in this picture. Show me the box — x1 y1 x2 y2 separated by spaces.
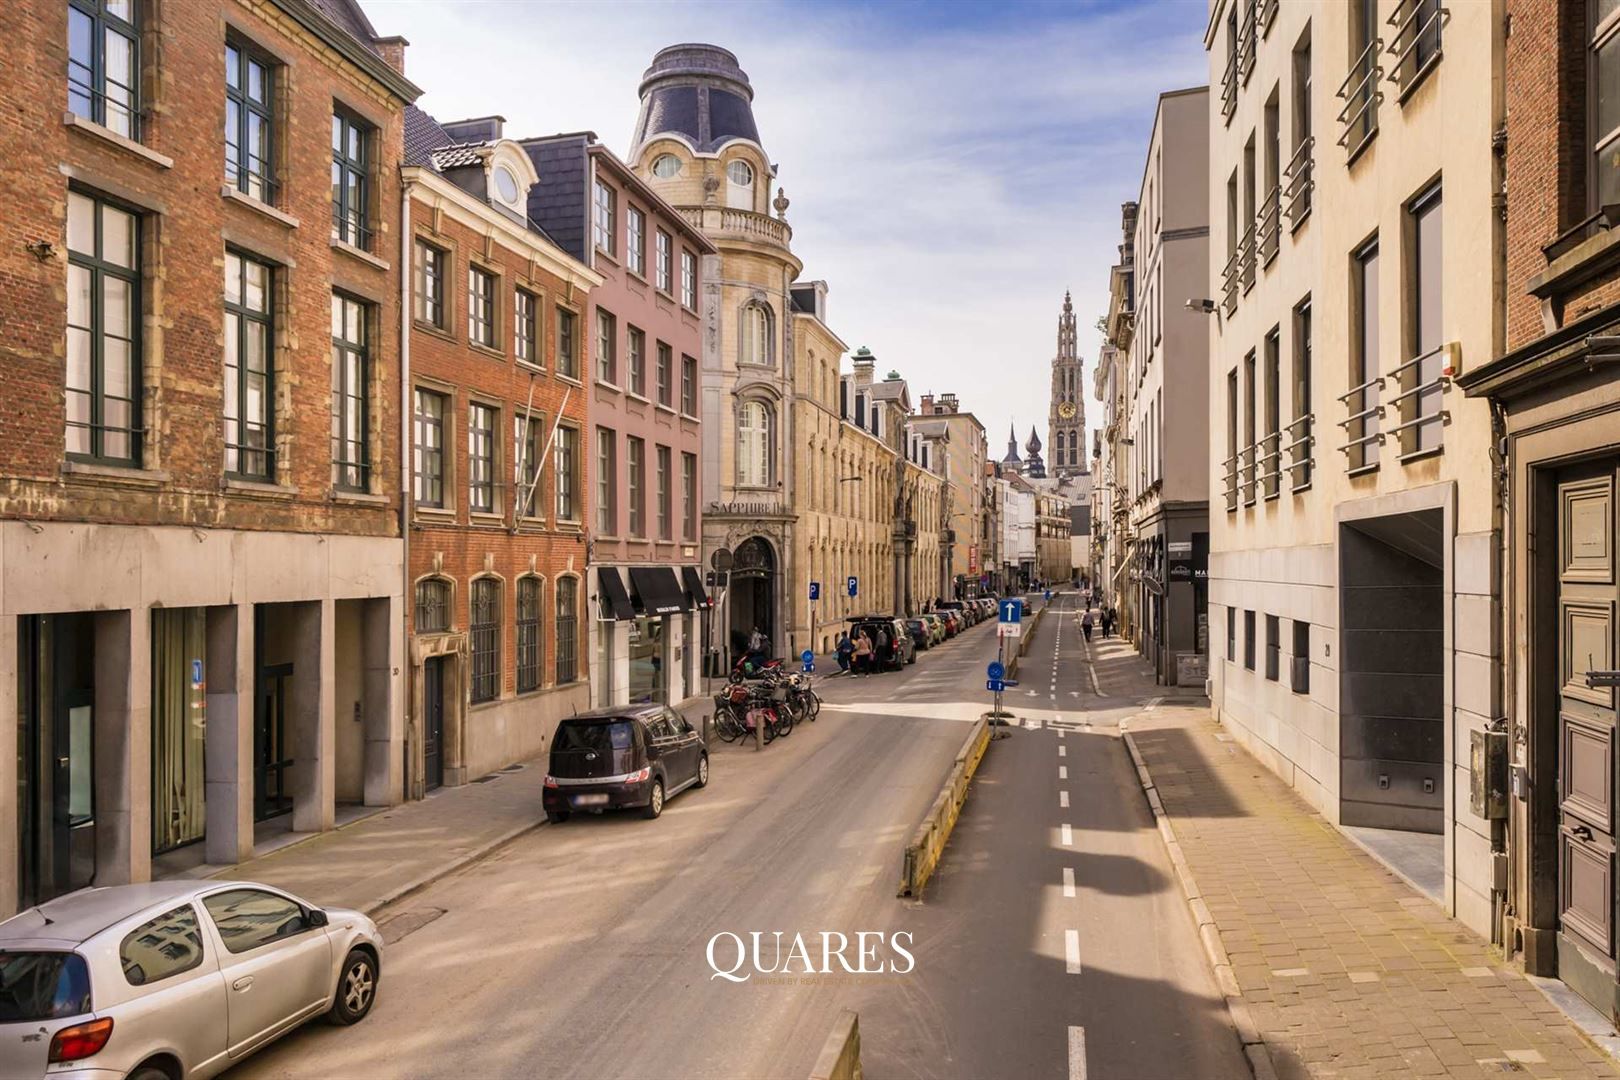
696 753 710 788
643 778 665 819
546 810 570 824
127 1067 170 1080
327 948 378 1025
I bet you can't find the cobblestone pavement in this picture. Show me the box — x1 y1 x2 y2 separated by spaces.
1095 636 1620 1080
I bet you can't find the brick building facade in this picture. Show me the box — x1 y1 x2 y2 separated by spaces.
402 109 600 791
0 0 418 915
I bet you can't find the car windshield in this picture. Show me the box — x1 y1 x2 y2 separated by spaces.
555 721 635 753
0 950 91 1022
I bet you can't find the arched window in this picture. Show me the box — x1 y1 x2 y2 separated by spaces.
737 400 771 487
516 577 542 693
726 159 754 209
740 302 772 367
415 577 451 633
555 577 579 684
470 578 501 704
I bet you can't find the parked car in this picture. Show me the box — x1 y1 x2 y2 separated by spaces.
922 614 946 644
846 615 915 670
904 618 932 651
941 611 960 637
0 880 382 1080
543 704 708 822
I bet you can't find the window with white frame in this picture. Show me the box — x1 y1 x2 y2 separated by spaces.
626 205 646 276
593 179 616 257
737 400 771 487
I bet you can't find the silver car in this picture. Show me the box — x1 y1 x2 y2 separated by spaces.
0 881 382 1079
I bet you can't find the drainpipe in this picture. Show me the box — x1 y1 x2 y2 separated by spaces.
399 170 417 803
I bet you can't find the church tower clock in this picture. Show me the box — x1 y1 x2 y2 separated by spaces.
1049 291 1085 478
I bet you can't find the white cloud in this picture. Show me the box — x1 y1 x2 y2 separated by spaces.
367 0 1204 446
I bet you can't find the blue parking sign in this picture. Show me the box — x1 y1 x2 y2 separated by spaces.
847 576 858 597
809 581 821 601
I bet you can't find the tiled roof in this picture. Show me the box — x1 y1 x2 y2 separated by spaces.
403 106 453 167
429 144 486 170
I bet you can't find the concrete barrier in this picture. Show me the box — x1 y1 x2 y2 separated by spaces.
898 716 991 898
807 1008 862 1080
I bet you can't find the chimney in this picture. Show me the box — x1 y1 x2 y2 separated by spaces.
919 393 934 415
852 345 875 386
374 35 408 76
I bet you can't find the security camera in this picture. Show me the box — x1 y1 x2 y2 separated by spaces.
1185 298 1216 314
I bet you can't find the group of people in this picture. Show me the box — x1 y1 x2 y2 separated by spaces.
835 629 878 676
1079 602 1116 643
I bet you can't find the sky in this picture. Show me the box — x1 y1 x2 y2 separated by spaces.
366 0 1208 455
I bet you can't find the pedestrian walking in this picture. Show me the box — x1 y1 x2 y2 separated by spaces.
835 631 854 673
853 631 874 676
1103 606 1116 638
1080 609 1094 643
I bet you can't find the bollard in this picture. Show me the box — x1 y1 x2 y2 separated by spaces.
754 708 764 752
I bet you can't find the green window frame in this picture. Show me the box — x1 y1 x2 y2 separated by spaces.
413 388 445 508
468 402 496 513
68 0 140 140
414 241 445 328
330 293 370 491
66 189 141 465
515 288 538 365
468 266 495 347
331 110 371 250
224 251 274 480
556 307 578 379
225 42 274 202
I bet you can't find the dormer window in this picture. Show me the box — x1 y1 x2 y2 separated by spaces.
651 154 681 178
493 164 520 205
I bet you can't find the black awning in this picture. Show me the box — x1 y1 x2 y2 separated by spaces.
629 566 690 616
681 565 711 610
597 567 636 621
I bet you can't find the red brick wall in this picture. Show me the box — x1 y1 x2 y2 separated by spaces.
406 192 591 694
0 0 408 536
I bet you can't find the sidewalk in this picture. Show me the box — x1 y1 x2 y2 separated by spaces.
206 695 714 915
1099 637 1620 1079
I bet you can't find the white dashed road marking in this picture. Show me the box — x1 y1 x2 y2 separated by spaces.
1059 765 1068 780
1059 790 1069 809
1061 823 1072 846
1065 929 1082 974
1062 866 1075 898
1058 745 1066 757
1068 1026 1088 1080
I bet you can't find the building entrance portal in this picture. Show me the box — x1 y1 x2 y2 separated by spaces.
728 537 777 662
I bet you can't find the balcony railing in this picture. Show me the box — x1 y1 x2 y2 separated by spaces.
1386 342 1454 458
1258 185 1281 267
677 206 793 247
1223 451 1240 513
1336 373 1385 472
1221 249 1240 316
1283 136 1315 229
1386 0 1446 100
1260 0 1279 38
1336 39 1384 157
1241 441 1258 506
1240 223 1257 293
1221 52 1239 123
1259 430 1282 499
1240 1 1258 85
1285 413 1314 492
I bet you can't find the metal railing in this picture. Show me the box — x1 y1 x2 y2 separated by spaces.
1241 441 1258 506
1336 38 1384 155
1240 1 1258 85
1283 137 1314 228
1284 413 1314 492
1385 343 1453 457
1221 249 1240 315
1221 52 1239 123
1240 223 1257 292
1260 0 1279 37
1258 185 1281 266
1386 0 1446 99
1336 373 1385 471
1222 451 1240 512
1259 431 1282 499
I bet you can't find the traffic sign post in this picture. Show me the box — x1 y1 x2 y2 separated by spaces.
847 576 858 598
801 648 815 674
809 581 821 601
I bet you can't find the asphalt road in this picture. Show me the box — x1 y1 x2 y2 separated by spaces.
227 595 1245 1080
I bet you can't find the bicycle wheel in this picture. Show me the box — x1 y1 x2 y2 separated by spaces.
762 714 777 744
806 693 821 720
777 710 794 738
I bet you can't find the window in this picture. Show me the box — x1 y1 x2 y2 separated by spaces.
1291 619 1311 692
657 444 672 540
414 242 445 328
1395 0 1443 89
415 577 450 632
517 578 541 693
468 403 495 513
655 229 673 292
1350 239 1380 471
331 293 370 490
1263 328 1281 497
225 43 273 201
1227 606 1237 660
627 326 646 396
555 577 579 684
626 206 646 276
1292 297 1314 489
1243 610 1256 670
555 425 579 521
656 342 673 407
681 354 698 416
627 436 645 537
726 159 754 208
515 289 538 364
593 179 616 256
202 889 310 954
413 389 445 507
596 427 617 534
727 160 754 186
741 302 772 366
1242 350 1257 501
651 154 681 178
1595 2 1620 209
331 111 370 249
515 415 542 518
1344 0 1380 152
66 190 140 464
556 307 578 378
1405 185 1444 455
492 164 522 209
681 250 697 310
224 251 274 480
1287 29 1313 225
1264 614 1280 681
469 578 500 704
468 266 495 348
738 401 770 487
120 904 204 986
682 452 697 541
596 308 617 384
68 0 139 138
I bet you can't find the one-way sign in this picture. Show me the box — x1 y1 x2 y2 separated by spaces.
999 599 1022 624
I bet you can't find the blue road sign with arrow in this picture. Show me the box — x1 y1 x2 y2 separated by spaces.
987 660 1006 681
987 679 1004 693
999 599 1022 623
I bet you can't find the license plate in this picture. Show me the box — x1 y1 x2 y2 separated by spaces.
571 793 609 807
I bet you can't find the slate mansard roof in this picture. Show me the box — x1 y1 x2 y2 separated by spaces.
630 43 763 155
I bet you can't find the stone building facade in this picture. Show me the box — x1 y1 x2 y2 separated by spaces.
2 0 417 913
401 109 601 793
915 393 989 599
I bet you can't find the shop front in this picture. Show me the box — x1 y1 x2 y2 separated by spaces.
592 565 709 709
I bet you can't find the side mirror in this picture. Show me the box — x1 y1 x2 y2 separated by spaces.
308 908 329 928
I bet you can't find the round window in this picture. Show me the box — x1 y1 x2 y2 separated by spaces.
493 165 520 204
651 154 682 179
727 160 754 186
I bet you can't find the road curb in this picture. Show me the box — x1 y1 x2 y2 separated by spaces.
1121 722 1279 1080
356 818 546 916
